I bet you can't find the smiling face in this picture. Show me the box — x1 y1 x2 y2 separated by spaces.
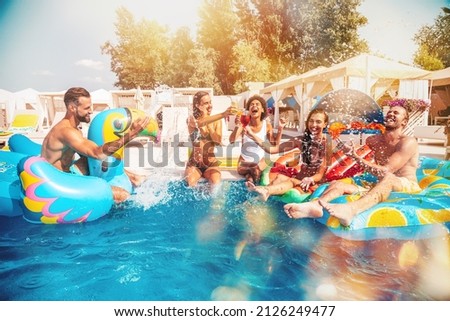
384 106 408 130
248 99 263 119
196 94 212 117
74 96 93 124
246 96 267 121
307 110 328 137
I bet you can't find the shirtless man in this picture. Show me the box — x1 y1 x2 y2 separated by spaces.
284 105 420 226
41 87 150 203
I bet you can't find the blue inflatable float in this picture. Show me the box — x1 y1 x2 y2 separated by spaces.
0 107 158 224
262 156 450 240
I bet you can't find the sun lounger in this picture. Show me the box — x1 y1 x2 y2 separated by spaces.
0 109 42 137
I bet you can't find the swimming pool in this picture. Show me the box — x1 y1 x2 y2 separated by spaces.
1 172 449 301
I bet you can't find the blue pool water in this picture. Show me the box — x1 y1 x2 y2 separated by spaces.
1 175 449 301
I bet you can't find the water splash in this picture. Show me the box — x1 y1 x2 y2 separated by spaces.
131 175 176 210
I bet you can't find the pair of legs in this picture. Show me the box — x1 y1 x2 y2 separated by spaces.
284 173 410 226
185 163 222 192
111 169 149 203
72 156 147 203
247 173 301 201
238 158 267 184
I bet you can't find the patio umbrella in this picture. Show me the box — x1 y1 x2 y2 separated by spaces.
134 86 145 110
313 88 384 125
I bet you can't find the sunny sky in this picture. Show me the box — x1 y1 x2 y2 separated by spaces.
0 0 448 93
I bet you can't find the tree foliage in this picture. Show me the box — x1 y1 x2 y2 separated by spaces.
413 7 450 69
101 7 170 89
197 0 238 94
102 1 370 94
165 27 196 87
298 0 369 68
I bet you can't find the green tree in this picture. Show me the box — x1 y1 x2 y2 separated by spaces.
197 0 238 94
102 1 370 93
234 0 368 81
299 0 368 68
101 7 170 89
235 0 300 79
413 7 450 69
165 27 196 87
187 45 223 95
230 40 271 93
413 44 444 71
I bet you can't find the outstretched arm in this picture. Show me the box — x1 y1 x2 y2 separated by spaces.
196 106 236 127
64 116 150 160
348 136 418 177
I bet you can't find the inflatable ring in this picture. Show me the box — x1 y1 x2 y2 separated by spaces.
264 155 450 240
258 150 308 203
1 107 158 224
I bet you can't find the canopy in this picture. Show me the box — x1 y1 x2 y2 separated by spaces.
425 67 450 87
302 54 430 84
14 88 40 109
259 54 432 132
91 89 113 106
260 66 327 97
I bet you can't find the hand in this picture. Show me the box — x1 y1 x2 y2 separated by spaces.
336 138 355 156
278 117 287 129
243 125 255 137
130 116 150 138
300 177 315 191
224 106 238 117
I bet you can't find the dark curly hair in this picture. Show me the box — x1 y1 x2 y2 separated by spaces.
246 95 267 120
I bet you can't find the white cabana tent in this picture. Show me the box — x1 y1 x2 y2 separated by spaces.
91 88 113 111
38 91 66 126
14 88 41 110
426 67 450 87
425 67 450 122
111 88 153 112
0 89 15 126
260 67 327 132
260 54 432 133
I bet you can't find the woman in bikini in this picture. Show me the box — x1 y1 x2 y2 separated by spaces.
229 95 284 184
185 91 236 190
245 108 329 201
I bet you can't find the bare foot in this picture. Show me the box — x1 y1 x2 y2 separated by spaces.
131 174 148 187
111 186 130 203
125 169 148 187
318 200 356 226
245 180 256 191
253 186 270 202
244 173 254 184
251 167 262 184
283 200 323 219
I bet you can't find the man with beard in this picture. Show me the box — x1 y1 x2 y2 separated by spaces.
283 105 420 226
41 87 150 203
